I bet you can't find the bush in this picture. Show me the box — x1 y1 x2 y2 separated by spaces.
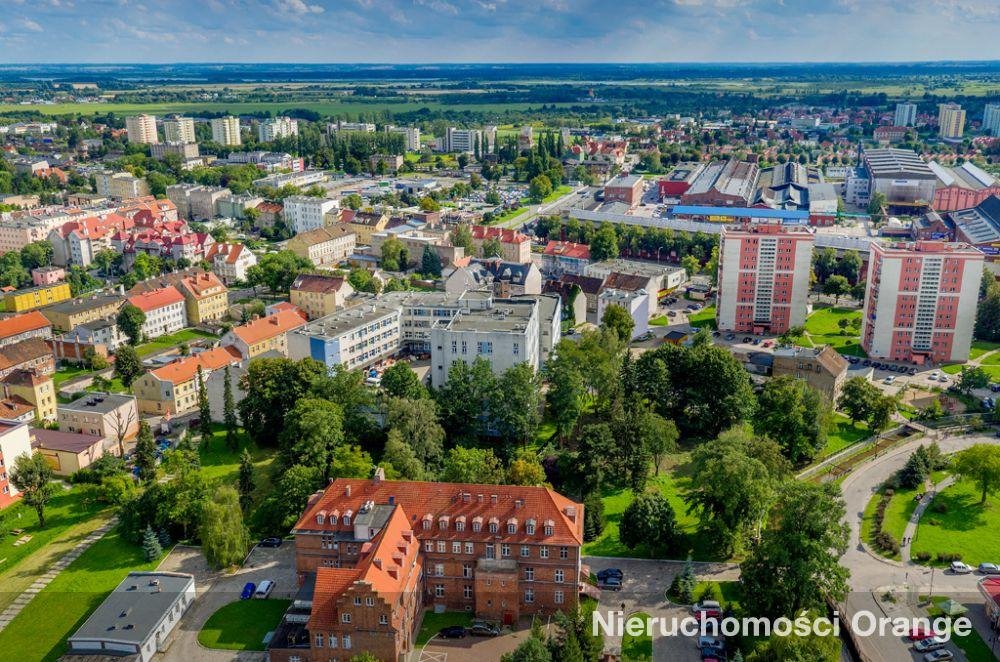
914 551 932 562
936 552 963 563
874 531 900 555
932 502 948 514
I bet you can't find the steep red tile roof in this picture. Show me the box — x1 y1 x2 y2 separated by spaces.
0 396 34 418
0 337 53 371
126 286 185 313
205 242 248 265
147 346 242 385
0 310 51 341
295 478 584 546
230 308 306 346
178 271 226 299
55 213 135 241
291 274 349 294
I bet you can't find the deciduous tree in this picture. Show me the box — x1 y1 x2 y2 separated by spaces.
10 452 56 527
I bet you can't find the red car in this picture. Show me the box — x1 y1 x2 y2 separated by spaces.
907 627 935 641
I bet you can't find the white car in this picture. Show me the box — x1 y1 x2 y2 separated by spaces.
883 376 896 385
949 561 973 574
924 650 954 662
691 599 721 614
255 579 275 598
914 635 949 652
929 371 940 380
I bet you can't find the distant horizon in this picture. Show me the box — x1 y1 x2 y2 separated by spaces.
4 60 1000 67
3 0 1000 64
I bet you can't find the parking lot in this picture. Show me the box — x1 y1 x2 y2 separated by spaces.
415 619 552 662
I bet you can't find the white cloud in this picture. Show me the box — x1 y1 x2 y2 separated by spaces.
22 19 43 32
275 0 324 15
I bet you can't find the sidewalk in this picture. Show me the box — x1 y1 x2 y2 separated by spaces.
0 517 117 633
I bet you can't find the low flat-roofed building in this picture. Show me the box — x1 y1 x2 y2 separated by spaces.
597 288 650 340
65 572 195 662
604 174 644 207
288 300 402 371
30 427 104 475
58 392 139 450
585 258 687 295
658 162 705 199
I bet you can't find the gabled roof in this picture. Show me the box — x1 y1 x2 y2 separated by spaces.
544 240 590 261
291 273 349 294
0 396 34 418
559 273 604 295
295 477 584 547
0 310 51 340
289 225 355 247
470 225 530 244
230 308 307 346
602 272 649 292
126 286 185 313
147 346 242 385
30 428 104 453
0 337 53 371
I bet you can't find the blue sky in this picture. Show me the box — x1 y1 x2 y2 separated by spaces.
2 0 999 63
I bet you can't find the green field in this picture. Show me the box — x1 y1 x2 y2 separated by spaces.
0 488 110 611
794 306 866 357
687 306 717 329
0 99 582 118
969 340 1000 361
135 329 218 357
198 423 276 487
415 611 474 647
818 414 871 459
621 612 652 662
52 364 93 388
198 599 292 651
581 462 719 561
0 531 159 661
912 478 1000 567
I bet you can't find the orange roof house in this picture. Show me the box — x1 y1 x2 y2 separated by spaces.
132 346 242 415
221 308 306 359
0 310 53 347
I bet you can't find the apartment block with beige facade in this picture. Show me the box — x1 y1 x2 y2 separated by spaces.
57 392 139 451
130 269 229 326
133 346 242 416
288 226 357 267
289 274 355 320
40 294 125 332
125 114 159 145
339 210 389 245
2 369 57 421
221 308 307 359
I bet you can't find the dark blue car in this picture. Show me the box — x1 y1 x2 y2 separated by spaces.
240 582 256 600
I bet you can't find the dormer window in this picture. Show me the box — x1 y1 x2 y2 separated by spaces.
472 518 482 533
507 523 516 534
343 513 351 526
544 525 553 536
422 516 432 531
455 516 466 532
438 516 449 530
526 519 536 535
489 522 498 534
316 512 325 525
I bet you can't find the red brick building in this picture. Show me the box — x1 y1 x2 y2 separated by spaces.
657 162 705 199
270 472 584 662
603 174 644 207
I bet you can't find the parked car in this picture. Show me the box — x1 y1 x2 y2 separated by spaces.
979 562 1000 574
259 537 283 548
938 375 949 383
692 600 722 614
923 650 954 662
596 568 623 582
907 627 935 641
949 561 973 574
914 636 949 652
255 579 275 598
636 331 654 341
741 336 752 343
240 582 256 600
908 367 918 375
697 636 725 650
469 622 501 637
439 626 467 639
929 371 940 380
883 376 896 385
725 333 735 340
599 577 623 591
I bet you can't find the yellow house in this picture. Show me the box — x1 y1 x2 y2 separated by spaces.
339 210 389 246
133 346 242 415
39 294 125 332
220 308 306 359
289 273 355 320
4 282 72 313
2 368 57 421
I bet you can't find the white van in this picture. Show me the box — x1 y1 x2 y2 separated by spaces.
255 579 275 598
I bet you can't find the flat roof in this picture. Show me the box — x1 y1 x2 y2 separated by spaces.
672 205 809 220
60 392 136 415
295 301 400 339
68 572 194 646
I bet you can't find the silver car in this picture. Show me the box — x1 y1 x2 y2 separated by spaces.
979 562 1000 575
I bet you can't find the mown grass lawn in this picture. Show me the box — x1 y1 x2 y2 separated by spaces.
912 478 1000 567
198 423 276 486
581 460 720 561
687 306 716 329
52 364 92 387
0 488 110 610
819 414 870 459
794 306 866 357
198 599 292 651
621 612 652 662
969 340 1000 360
415 611 474 647
136 329 218 357
649 315 670 326
0 531 159 661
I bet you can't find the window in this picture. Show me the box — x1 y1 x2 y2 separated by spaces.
526 522 535 535
342 613 352 623
464 542 474 555
501 544 511 557
524 567 534 581
472 521 482 533
489 522 498 533
343 635 351 650
436 541 446 553
353 596 362 606
379 614 388 625
555 590 564 605
435 584 445 598
485 545 495 559
555 569 564 583
507 523 516 534
329 634 338 648
455 520 465 532
560 546 569 559
343 514 351 525
452 542 461 554
423 518 431 530
520 545 529 558
315 633 324 648
425 541 434 552
544 525 554 536
434 563 444 576
365 596 374 607
524 588 534 604
464 585 473 599
463 563 472 578
540 546 549 559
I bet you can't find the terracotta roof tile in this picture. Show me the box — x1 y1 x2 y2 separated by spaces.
544 240 591 261
0 310 51 341
126 286 185 313
230 308 306 345
147 346 242 385
291 274 348 294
